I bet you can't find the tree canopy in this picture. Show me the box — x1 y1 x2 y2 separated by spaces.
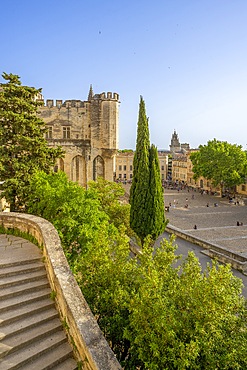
190 139 247 194
0 72 63 210
26 171 247 369
130 96 166 243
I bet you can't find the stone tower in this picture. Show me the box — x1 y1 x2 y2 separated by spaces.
169 130 181 153
38 86 119 187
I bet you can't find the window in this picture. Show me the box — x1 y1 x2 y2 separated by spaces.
130 165 132 171
119 174 122 179
161 165 164 171
123 165 126 171
130 174 133 178
242 185 246 191
124 174 127 179
46 126 52 139
119 165 122 171
63 127 71 139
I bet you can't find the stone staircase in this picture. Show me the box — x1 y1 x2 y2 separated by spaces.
0 234 78 369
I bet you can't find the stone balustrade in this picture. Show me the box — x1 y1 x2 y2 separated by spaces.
0 212 122 370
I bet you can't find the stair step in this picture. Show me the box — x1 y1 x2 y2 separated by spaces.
2 317 63 353
0 286 51 312
18 343 77 370
0 330 68 369
0 297 55 325
0 307 58 339
0 235 78 369
0 261 45 278
0 343 12 359
0 269 47 289
0 257 42 269
0 278 49 301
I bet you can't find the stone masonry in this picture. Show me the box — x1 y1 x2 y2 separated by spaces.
38 86 119 187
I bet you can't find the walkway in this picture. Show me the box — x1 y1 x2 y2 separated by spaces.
164 188 247 257
0 234 77 369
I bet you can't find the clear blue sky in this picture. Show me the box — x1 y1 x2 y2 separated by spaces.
1 0 247 150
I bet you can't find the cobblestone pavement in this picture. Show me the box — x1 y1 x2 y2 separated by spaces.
164 188 247 257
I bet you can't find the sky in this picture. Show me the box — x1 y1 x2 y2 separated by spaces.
1 0 247 150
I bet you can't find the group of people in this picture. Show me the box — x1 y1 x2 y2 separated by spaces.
237 221 244 226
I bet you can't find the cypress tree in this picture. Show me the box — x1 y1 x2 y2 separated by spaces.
146 144 167 239
130 97 167 243
129 96 150 242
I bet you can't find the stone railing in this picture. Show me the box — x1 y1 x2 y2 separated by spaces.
129 225 247 274
166 224 247 274
0 212 122 370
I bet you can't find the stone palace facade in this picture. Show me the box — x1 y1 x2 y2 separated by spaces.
38 86 119 187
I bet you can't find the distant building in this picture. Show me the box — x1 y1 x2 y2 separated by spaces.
115 150 169 182
169 130 190 154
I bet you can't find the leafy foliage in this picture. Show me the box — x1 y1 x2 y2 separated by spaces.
190 139 247 194
130 96 151 242
145 144 167 239
26 171 110 260
26 172 247 369
130 97 166 243
125 239 247 369
88 177 132 236
0 72 63 210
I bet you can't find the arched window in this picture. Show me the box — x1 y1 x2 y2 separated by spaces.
71 155 85 185
93 156 105 181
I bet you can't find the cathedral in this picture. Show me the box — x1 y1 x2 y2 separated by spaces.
38 86 119 187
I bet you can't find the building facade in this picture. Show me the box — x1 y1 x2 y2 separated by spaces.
115 150 168 182
38 86 119 187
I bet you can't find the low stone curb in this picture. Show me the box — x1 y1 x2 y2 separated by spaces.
166 224 247 274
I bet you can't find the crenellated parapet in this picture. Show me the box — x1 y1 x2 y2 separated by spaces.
90 92 119 101
38 99 86 108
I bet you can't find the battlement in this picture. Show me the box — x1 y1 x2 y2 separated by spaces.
38 99 86 108
93 92 119 101
38 93 119 107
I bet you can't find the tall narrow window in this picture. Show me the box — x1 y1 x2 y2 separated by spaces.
46 126 53 139
63 127 71 139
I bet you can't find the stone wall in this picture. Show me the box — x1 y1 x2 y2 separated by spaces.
38 88 120 185
0 212 122 370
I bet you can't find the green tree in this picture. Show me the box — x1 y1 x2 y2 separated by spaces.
130 96 166 243
26 171 247 369
125 238 247 369
88 177 132 236
146 144 167 240
26 171 135 364
0 72 63 210
130 96 150 243
26 171 109 260
190 139 247 195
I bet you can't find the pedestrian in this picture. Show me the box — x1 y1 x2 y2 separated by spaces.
194 225 197 229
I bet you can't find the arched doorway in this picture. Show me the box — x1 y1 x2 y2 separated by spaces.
93 156 105 180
